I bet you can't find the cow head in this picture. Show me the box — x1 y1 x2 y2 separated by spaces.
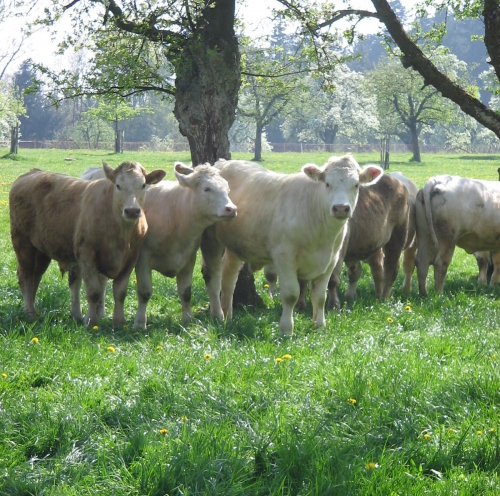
103 160 166 221
174 162 237 220
302 154 383 220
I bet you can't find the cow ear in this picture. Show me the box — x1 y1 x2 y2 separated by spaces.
145 169 166 185
175 162 195 176
102 160 116 182
359 165 384 185
302 164 325 182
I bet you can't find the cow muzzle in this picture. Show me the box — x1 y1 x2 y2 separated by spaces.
123 207 143 220
332 204 351 219
222 204 237 219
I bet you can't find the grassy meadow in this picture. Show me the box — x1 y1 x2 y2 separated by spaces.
1 148 500 495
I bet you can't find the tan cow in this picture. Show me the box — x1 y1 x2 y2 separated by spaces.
415 174 500 295
265 172 415 310
82 162 237 327
9 161 166 327
201 155 383 337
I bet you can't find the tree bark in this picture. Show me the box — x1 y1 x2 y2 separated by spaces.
173 0 240 165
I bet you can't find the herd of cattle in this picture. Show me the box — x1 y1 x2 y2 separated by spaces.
8 155 500 337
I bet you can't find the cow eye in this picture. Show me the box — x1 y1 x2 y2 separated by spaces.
116 184 121 191
325 182 330 188
142 183 146 189
204 187 211 192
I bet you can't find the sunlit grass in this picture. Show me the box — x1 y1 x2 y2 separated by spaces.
1 149 500 494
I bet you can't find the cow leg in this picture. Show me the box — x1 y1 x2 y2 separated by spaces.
275 268 300 337
176 258 197 325
327 258 343 311
83 271 108 327
433 246 455 294
475 251 490 285
134 259 153 330
220 249 244 321
264 264 278 296
200 226 225 320
13 241 43 319
345 261 364 300
112 269 133 328
296 279 308 311
310 267 333 329
489 252 500 286
68 266 84 322
402 242 417 293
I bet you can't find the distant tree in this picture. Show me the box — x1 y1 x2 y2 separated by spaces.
282 66 378 146
367 49 472 162
14 61 57 141
278 0 500 146
238 37 309 161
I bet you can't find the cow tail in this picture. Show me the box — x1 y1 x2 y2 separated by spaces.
423 178 439 250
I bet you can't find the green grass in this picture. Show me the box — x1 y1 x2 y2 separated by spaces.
1 148 500 495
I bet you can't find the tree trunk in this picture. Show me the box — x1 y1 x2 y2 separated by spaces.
114 117 122 153
253 123 263 161
10 124 19 154
409 122 421 162
173 0 240 165
172 0 261 309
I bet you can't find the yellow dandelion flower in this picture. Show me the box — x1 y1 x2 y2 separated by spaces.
156 345 164 351
30 337 39 344
447 428 455 435
489 428 496 433
423 433 431 440
492 354 497 360
348 398 357 405
107 346 116 353
180 415 188 422
387 317 394 323
477 430 483 435
159 428 169 435
204 353 212 359
464 315 469 320
1 373 7 378
366 462 377 470
282 354 292 360
133 279 137 284
275 357 283 363
92 325 98 331
264 284 270 289
405 305 412 312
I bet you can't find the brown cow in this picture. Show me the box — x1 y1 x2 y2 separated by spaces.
9 161 166 327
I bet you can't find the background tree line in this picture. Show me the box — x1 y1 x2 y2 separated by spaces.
1 1 499 162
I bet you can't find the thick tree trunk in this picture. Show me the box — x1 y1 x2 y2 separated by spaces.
173 0 240 165
172 0 261 309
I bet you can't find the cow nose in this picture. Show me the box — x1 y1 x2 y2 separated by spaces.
225 205 237 217
332 204 351 219
124 207 142 218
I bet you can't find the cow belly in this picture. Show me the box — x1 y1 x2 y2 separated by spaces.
457 232 500 254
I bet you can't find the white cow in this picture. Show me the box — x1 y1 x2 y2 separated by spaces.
415 174 500 295
201 155 383 337
82 162 237 327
